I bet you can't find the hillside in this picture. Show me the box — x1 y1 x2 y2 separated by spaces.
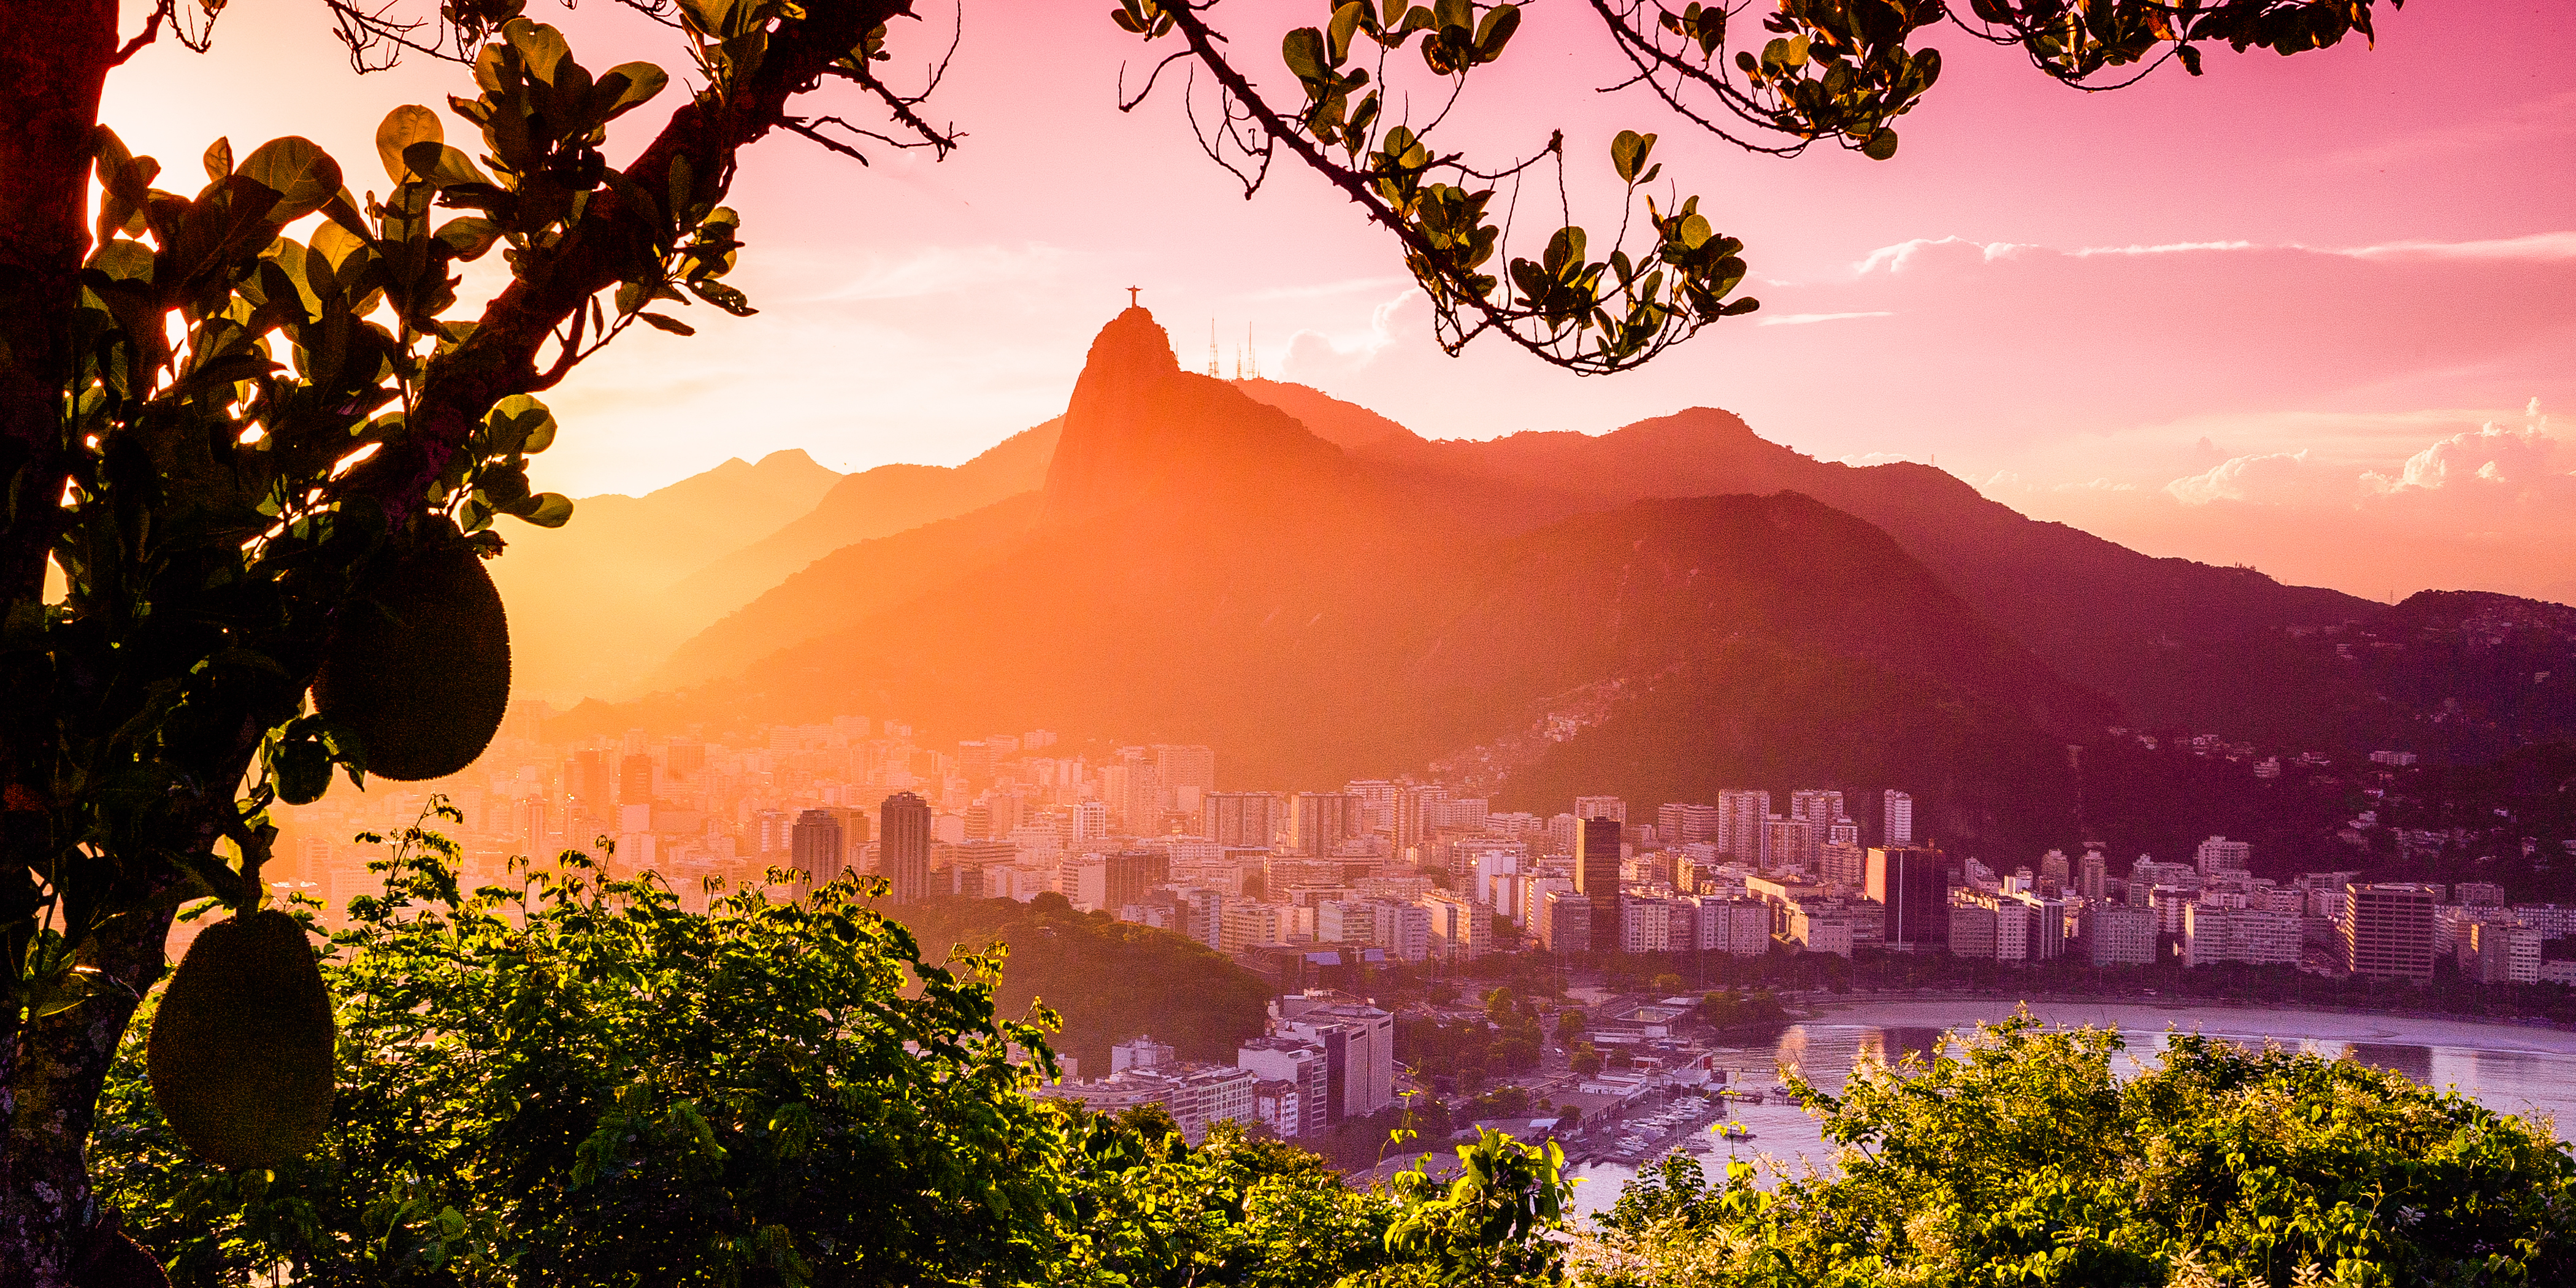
889 893 1273 1075
487 448 842 702
1228 385 2393 748
661 418 1063 634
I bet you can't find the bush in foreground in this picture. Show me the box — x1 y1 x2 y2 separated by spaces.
1580 1016 2576 1287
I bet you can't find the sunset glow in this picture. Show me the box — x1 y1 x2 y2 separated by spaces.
101 1 2575 604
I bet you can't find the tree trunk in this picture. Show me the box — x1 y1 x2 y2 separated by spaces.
0 0 115 604
1 2 127 1284
0 881 171 1287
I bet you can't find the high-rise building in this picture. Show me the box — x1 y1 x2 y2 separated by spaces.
1788 790 1844 827
1204 792 1279 849
1574 815 1622 933
2182 902 2299 967
878 791 933 904
618 752 656 805
514 796 550 859
1881 791 1914 846
2084 904 2158 965
1107 849 1170 913
2075 848 2109 900
2342 883 2437 979
2194 836 2252 877
1118 754 1162 835
1394 783 1447 859
569 749 613 818
1716 789 1770 860
1818 841 1867 889
2461 919 2542 984
664 738 706 776
957 740 995 784
1765 818 1821 871
1287 793 1357 856
791 809 845 886
1071 799 1110 846
1866 845 1949 950
1158 744 1217 799
1573 795 1626 823
1538 888 1593 954
2036 849 2072 895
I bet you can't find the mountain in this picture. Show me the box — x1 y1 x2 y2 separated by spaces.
488 448 841 702
1227 385 2387 745
575 312 2116 858
663 418 1062 628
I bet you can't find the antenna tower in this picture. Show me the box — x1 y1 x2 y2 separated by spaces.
1206 321 1220 377
1245 323 1259 379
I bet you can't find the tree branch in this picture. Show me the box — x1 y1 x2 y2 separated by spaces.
334 0 910 523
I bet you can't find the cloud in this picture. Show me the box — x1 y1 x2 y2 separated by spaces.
1279 288 1434 383
1852 236 2028 275
2069 240 2258 258
2362 401 2565 493
2166 450 2320 505
1757 310 1895 328
2338 231 2576 262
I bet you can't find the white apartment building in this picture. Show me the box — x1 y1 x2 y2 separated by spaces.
1788 905 1853 957
1620 895 1675 953
2181 903 2301 968
2085 904 2160 966
2461 919 2542 985
1273 994 1396 1122
2194 835 2252 876
1419 889 1491 959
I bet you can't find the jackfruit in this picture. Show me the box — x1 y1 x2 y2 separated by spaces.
313 543 511 781
146 909 335 1170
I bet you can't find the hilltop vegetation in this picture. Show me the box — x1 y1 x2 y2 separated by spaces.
890 892 1273 1073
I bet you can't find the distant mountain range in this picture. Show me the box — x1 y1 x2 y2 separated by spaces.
516 306 2574 852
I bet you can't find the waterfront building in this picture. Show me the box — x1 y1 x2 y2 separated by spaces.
2342 883 2439 979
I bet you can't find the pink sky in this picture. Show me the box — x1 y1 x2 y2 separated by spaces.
104 2 2576 602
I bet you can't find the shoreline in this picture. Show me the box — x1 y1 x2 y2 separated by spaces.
1790 989 2576 1035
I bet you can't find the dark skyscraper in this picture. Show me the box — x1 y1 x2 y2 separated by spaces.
569 749 612 817
618 752 656 805
1867 845 1949 950
1106 849 1170 914
1574 816 1622 943
878 791 932 905
791 809 845 886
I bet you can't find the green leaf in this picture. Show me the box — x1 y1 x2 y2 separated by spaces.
1328 1 1366 64
638 312 696 335
376 106 444 185
238 136 343 223
1474 4 1520 63
593 61 670 121
1861 127 1899 160
508 493 575 527
202 136 234 184
1610 129 1655 184
401 142 498 192
1282 26 1328 82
